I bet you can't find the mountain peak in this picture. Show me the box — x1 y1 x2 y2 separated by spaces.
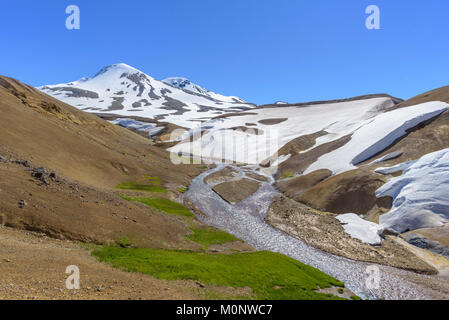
162 77 244 103
93 63 141 78
163 77 208 95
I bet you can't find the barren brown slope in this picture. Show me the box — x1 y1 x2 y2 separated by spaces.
294 168 391 215
0 225 253 300
391 84 449 110
0 76 204 247
0 76 200 189
0 159 198 249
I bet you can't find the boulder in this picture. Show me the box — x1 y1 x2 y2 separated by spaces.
212 178 261 204
12 159 30 167
31 167 51 185
18 200 27 209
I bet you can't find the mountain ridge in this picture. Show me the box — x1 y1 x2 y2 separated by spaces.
38 63 254 128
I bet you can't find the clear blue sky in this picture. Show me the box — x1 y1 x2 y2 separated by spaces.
1 0 448 104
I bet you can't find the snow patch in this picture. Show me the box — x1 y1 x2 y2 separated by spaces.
374 160 416 175
305 101 449 175
377 148 449 233
171 97 396 164
369 151 403 165
336 214 383 245
110 118 164 137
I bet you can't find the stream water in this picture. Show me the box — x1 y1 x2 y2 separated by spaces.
181 164 448 300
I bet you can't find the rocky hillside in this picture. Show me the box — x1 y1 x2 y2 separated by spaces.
0 75 203 246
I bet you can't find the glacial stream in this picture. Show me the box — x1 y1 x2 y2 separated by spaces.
181 164 448 300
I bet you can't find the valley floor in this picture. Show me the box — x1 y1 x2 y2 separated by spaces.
0 225 253 300
0 225 199 300
2 75 449 300
182 164 449 300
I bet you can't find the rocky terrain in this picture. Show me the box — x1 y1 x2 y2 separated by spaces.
212 179 261 205
266 196 436 274
3 66 449 299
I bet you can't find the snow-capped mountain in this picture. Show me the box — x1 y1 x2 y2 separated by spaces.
162 77 244 104
38 63 253 128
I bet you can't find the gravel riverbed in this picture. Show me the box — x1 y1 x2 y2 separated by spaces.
182 164 449 300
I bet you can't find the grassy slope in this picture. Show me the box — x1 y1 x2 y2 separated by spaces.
115 176 167 193
116 182 167 193
122 196 194 217
91 246 345 300
186 226 239 248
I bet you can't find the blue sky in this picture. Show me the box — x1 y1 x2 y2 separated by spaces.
1 0 448 104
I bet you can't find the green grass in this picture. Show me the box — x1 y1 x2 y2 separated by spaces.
90 246 345 300
115 182 167 193
121 194 238 248
122 196 194 217
281 170 295 179
186 226 240 248
177 186 189 193
350 295 361 300
116 237 134 248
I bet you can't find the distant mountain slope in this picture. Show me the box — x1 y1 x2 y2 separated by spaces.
260 94 403 108
38 63 253 128
169 96 404 165
391 84 449 110
162 77 244 103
